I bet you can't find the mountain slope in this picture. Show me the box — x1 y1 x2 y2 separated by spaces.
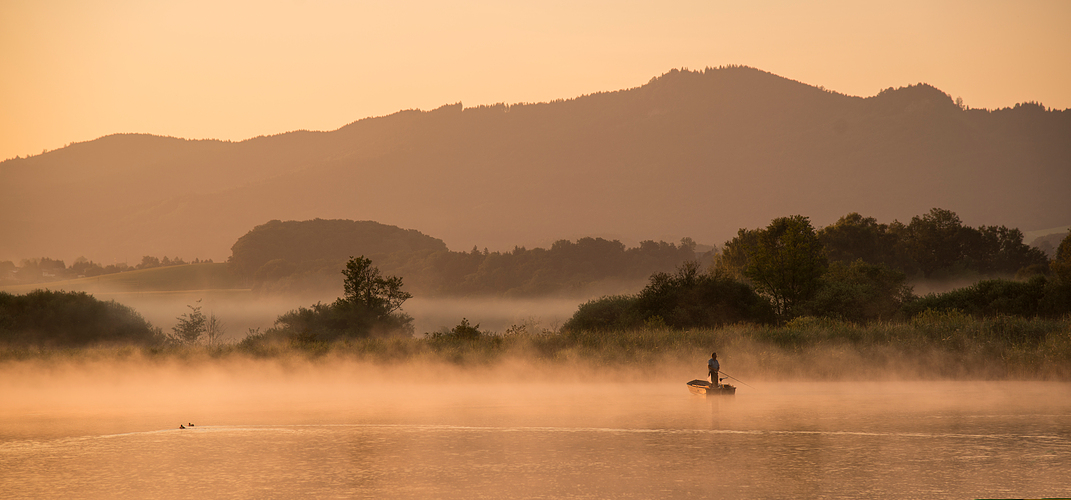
2 66 1068 263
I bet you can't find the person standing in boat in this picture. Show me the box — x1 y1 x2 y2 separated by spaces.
707 352 720 387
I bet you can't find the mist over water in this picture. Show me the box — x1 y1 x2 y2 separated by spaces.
2 357 1069 499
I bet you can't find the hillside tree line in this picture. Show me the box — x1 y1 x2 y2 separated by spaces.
566 209 1070 331
0 255 213 285
227 219 700 297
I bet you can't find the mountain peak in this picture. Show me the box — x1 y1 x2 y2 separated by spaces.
870 83 958 111
2 68 1067 264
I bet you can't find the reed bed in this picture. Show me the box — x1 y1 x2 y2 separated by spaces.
3 315 1069 381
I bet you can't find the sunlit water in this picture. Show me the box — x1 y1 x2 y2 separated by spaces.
2 378 1069 499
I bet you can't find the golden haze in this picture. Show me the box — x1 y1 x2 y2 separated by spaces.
2 0 1070 161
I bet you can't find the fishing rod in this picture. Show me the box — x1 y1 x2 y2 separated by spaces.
718 371 756 389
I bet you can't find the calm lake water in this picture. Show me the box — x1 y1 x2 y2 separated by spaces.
2 374 1069 499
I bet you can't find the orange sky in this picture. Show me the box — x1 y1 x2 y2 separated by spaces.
2 0 1069 161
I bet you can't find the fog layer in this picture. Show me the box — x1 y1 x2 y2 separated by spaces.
3 357 1069 499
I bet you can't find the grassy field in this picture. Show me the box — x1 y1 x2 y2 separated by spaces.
5 314 1069 381
0 263 247 295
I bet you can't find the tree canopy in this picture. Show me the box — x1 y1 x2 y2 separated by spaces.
563 261 773 332
0 290 163 347
735 215 828 318
1050 230 1071 283
265 256 415 342
342 256 412 317
229 219 448 277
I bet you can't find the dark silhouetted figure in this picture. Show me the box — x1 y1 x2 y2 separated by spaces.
707 352 720 387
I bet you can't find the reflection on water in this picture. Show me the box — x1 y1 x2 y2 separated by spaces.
2 380 1069 499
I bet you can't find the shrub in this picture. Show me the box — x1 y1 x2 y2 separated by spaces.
426 318 485 340
632 262 773 328
257 256 415 344
562 262 774 332
802 260 912 322
562 295 640 332
0 290 163 347
904 277 1051 317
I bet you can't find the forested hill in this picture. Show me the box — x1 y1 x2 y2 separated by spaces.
229 219 448 277
3 66 1069 263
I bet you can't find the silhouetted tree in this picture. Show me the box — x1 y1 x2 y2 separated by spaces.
712 228 761 279
802 260 912 322
342 255 412 316
170 301 207 345
742 216 828 319
563 261 773 332
267 256 415 341
903 208 969 278
817 212 902 268
634 261 773 328
1052 230 1071 284
962 225 1049 277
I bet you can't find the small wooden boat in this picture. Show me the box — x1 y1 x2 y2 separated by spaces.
687 379 736 396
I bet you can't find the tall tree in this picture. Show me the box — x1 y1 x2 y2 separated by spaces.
742 215 828 319
342 255 412 317
171 301 207 345
269 256 415 341
712 228 761 280
904 208 968 278
817 212 902 267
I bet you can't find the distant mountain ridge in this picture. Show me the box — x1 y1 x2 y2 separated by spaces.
2 66 1069 263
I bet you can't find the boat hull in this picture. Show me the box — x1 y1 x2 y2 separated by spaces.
687 379 736 396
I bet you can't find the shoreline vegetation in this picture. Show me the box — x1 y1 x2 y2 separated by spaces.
3 212 1069 381
3 313 1069 381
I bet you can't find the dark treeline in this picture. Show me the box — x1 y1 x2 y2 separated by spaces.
811 209 1049 280
251 209 1070 346
228 219 699 297
394 237 699 297
0 255 213 285
226 210 1057 301
2 216 1069 351
3 209 1058 300
566 210 1071 332
2 210 1068 349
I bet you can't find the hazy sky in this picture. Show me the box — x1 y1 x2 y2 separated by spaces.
2 0 1069 161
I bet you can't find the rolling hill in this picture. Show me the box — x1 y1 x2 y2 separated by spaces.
2 66 1069 264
